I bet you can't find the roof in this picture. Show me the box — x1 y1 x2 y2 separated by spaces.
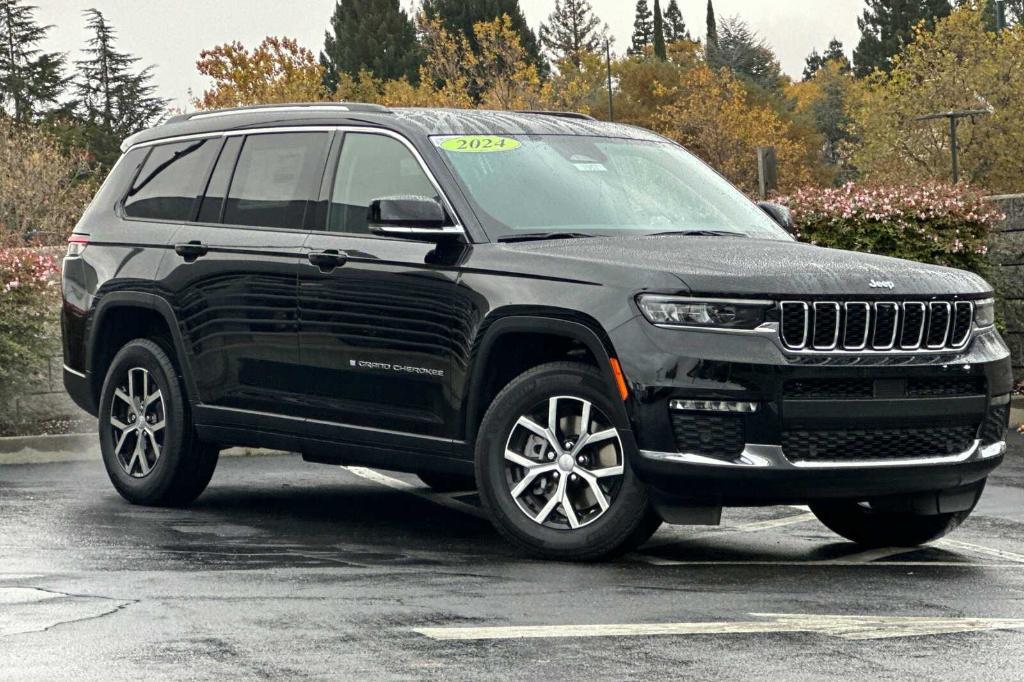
121 102 666 150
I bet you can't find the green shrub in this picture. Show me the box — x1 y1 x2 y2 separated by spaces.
775 183 1002 275
0 248 61 431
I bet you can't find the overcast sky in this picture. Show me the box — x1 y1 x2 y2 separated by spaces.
31 0 866 110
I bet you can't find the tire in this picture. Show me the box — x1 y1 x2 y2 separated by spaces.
98 338 219 507
417 471 476 492
810 489 983 548
475 361 661 561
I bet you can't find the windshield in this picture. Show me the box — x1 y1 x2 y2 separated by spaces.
432 134 791 241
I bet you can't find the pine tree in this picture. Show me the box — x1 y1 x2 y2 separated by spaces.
853 0 953 76
0 0 67 122
714 17 783 94
803 38 850 80
706 0 719 65
320 0 421 91
422 0 546 75
538 0 608 68
652 0 667 59
663 0 691 42
629 0 654 55
74 9 167 167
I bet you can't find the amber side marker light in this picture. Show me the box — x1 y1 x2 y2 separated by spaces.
609 358 629 400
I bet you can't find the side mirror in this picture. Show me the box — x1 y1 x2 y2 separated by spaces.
368 196 461 241
757 202 795 233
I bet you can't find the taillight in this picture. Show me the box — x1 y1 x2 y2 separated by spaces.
67 235 89 256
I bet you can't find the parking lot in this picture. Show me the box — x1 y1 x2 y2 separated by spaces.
2 432 1023 680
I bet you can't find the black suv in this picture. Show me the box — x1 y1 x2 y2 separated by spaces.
62 103 1013 560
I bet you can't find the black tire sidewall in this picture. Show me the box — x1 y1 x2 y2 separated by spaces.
98 339 189 504
476 363 651 559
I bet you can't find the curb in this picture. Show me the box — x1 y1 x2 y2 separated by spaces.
0 432 288 466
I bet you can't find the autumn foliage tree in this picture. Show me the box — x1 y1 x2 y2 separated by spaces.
195 37 328 109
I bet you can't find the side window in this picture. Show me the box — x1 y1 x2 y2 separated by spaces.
328 133 438 234
222 132 328 229
197 137 242 223
123 139 219 221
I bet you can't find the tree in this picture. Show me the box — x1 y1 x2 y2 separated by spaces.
650 64 818 193
539 0 609 68
629 1 654 55
319 0 421 92
712 16 784 94
74 9 166 167
853 0 953 76
421 0 545 75
663 0 691 42
196 37 328 109
851 4 1024 191
0 0 67 122
706 0 720 63
803 38 850 79
652 0 667 59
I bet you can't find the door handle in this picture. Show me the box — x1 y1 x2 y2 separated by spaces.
174 241 208 261
307 249 348 272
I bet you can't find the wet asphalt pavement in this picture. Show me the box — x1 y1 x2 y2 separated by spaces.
2 433 1024 680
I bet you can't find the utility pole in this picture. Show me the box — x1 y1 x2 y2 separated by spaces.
605 40 614 122
914 109 991 184
996 0 1008 30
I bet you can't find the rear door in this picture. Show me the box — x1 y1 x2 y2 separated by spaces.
295 130 471 450
160 130 331 420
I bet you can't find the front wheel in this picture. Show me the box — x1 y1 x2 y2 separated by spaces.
475 362 661 561
98 338 219 507
810 491 983 548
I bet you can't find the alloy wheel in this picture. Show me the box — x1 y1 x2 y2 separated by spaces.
504 395 624 530
109 367 166 478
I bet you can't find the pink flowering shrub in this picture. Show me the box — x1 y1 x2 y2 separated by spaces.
0 247 62 429
775 183 1001 275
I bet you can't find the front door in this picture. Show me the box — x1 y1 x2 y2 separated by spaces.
296 131 471 449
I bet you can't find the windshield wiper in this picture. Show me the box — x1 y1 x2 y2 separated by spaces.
498 231 597 243
646 230 749 238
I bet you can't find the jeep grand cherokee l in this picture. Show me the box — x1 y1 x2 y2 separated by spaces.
61 103 1013 560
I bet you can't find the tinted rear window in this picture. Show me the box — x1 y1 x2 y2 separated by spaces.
222 132 329 229
123 139 218 221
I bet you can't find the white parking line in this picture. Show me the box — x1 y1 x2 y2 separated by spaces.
936 538 1024 565
413 613 1024 641
341 466 486 519
639 558 1023 567
820 546 920 564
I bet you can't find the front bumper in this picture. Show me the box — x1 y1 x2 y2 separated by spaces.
611 318 1014 505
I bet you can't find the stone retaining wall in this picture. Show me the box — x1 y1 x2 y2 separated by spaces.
988 194 1024 379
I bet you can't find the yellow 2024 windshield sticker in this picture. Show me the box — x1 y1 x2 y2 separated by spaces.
439 136 522 153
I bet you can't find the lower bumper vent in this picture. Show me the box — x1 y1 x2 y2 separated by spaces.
782 425 977 463
671 413 745 458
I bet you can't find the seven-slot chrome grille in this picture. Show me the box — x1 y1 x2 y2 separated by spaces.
779 300 974 352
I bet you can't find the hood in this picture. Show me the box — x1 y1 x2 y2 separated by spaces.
503 235 991 298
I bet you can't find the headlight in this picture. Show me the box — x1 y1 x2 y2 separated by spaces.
974 298 995 328
637 295 772 329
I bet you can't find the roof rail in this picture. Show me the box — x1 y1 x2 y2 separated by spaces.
516 110 596 121
164 102 390 125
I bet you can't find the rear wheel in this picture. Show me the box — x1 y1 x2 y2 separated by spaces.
810 492 982 548
476 362 661 561
98 339 219 507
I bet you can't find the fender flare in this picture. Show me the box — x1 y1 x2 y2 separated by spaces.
462 314 631 443
87 291 199 405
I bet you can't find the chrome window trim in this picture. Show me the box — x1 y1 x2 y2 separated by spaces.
123 126 467 236
812 301 840 350
640 439 1005 470
926 301 953 350
900 301 927 350
842 301 871 351
780 301 809 349
872 301 900 351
